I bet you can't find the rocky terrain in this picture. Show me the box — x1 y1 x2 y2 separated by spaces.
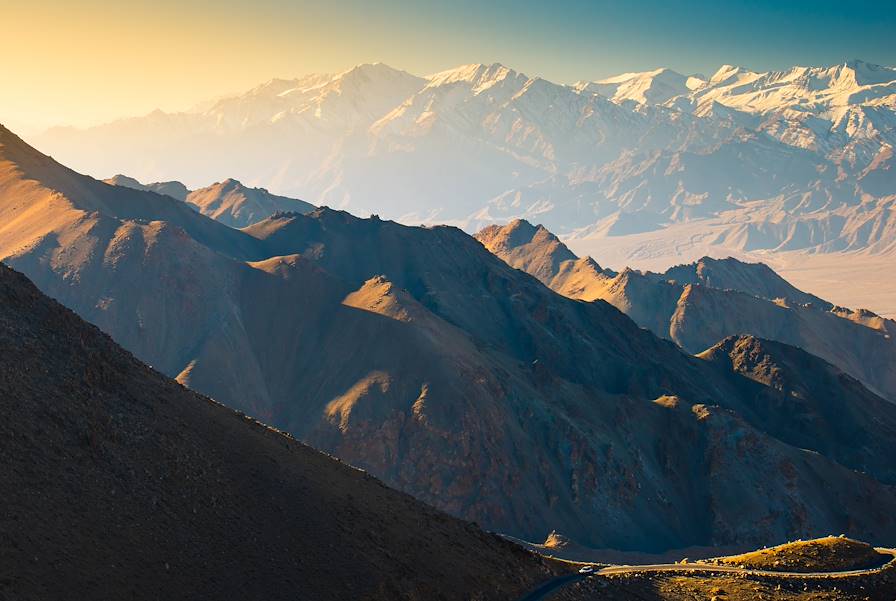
560 565 896 601
184 178 314 227
477 219 896 401
555 537 896 601
3 124 896 553
713 537 890 573
0 262 560 600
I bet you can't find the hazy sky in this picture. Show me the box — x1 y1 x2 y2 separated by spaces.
3 0 895 133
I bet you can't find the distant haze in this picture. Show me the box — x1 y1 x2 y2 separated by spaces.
3 0 896 132
28 57 896 316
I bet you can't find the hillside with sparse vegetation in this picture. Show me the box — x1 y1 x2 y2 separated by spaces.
712 536 891 573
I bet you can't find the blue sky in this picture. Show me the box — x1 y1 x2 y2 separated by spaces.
373 0 896 80
3 0 894 132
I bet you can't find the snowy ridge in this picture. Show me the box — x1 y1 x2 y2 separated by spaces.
33 59 896 260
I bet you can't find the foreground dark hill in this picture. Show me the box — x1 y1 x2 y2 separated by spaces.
3 125 896 553
477 219 896 401
0 263 557 600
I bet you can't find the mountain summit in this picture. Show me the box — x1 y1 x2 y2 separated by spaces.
576 67 702 105
184 178 314 228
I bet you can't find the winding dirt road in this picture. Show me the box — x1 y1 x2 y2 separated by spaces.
520 548 896 601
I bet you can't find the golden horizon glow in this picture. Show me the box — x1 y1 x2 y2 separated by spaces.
3 0 895 134
2 1 412 133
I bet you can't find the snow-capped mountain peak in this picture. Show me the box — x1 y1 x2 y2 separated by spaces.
31 59 896 271
332 62 422 87
708 64 756 85
575 68 703 105
198 62 425 131
425 62 525 93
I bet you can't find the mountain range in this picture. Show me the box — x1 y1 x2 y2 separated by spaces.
106 173 314 227
3 123 896 553
31 60 896 257
476 219 896 402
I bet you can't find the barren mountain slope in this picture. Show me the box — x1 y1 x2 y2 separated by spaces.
0 125 274 406
0 264 558 601
0 125 261 261
478 220 896 401
662 256 828 307
4 128 896 552
242 210 896 546
698 335 896 482
475 219 620 297
105 173 315 227
669 284 896 401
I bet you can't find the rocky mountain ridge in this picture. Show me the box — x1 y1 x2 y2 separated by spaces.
4 124 896 552
476 219 896 402
106 173 314 227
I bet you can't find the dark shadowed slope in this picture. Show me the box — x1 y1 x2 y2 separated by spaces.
240 209 896 549
0 263 558 601
698 335 896 484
